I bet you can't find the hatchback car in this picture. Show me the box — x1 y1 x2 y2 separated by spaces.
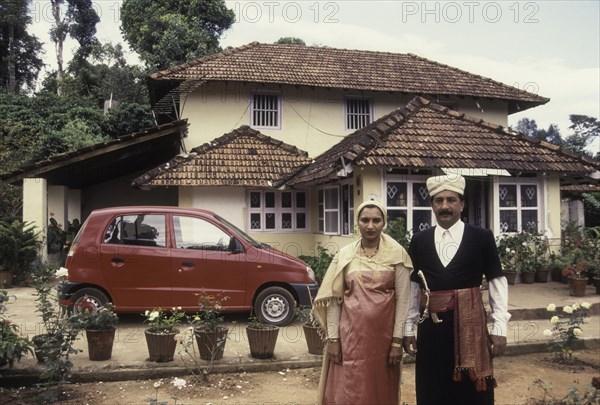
61 206 319 326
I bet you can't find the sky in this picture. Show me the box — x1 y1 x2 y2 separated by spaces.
29 0 600 153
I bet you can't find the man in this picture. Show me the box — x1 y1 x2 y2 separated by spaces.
403 173 510 405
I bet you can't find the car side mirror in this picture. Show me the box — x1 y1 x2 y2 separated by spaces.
229 237 244 253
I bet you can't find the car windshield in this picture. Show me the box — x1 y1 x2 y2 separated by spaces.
214 214 262 248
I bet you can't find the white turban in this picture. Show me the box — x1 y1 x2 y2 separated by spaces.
426 173 466 197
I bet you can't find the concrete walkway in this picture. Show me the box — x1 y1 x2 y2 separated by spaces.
1 281 599 386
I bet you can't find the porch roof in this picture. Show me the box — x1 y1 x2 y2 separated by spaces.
131 125 312 189
0 120 188 189
288 97 598 186
149 42 548 115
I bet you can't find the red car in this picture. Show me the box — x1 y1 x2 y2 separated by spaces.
61 206 318 326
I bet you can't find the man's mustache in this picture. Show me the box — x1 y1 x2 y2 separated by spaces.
439 210 453 216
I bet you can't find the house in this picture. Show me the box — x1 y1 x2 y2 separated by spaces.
3 42 598 258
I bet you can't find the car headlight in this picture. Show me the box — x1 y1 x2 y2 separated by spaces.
306 266 316 282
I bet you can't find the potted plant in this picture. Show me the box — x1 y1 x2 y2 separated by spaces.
563 262 589 297
548 253 568 282
246 314 279 359
0 290 34 367
295 306 323 355
0 219 41 287
497 234 518 285
78 301 119 361
143 307 185 362
191 290 229 361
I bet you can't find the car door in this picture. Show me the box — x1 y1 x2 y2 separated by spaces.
100 214 171 309
169 214 247 310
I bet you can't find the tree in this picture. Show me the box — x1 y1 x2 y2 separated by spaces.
0 0 44 93
563 115 599 159
49 0 99 95
514 118 562 146
275 37 306 45
120 0 235 70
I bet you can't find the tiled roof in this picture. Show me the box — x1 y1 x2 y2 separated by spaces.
150 42 548 114
132 126 312 188
289 97 597 186
561 184 600 193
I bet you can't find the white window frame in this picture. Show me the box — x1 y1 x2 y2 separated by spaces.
318 187 340 235
385 176 433 234
247 190 307 232
496 180 542 234
341 181 354 235
250 93 281 129
345 97 373 131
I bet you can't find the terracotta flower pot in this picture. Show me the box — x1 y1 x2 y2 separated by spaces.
535 269 550 283
592 277 600 295
145 329 179 362
246 325 279 359
86 328 116 361
195 327 228 361
504 271 517 285
521 272 535 284
568 277 587 297
0 271 13 288
32 334 61 363
302 324 324 355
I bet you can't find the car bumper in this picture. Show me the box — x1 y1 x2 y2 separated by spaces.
290 282 319 307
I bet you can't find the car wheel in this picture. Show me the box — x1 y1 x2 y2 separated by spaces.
254 287 296 326
71 288 110 315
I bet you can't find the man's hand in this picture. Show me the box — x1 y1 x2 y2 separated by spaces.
327 341 342 364
489 334 507 357
402 336 417 356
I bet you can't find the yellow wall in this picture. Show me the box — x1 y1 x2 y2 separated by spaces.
181 83 509 157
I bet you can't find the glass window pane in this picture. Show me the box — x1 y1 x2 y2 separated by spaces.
250 213 261 230
325 189 338 209
296 192 306 208
499 211 517 233
521 185 538 207
265 213 275 229
325 212 339 233
412 183 430 207
521 210 538 231
318 189 323 204
387 182 407 207
499 185 517 208
318 219 324 232
250 192 261 208
265 192 275 208
281 213 292 229
121 214 166 247
297 213 306 229
388 210 407 223
412 211 432 234
103 217 121 244
281 192 292 208
173 216 229 250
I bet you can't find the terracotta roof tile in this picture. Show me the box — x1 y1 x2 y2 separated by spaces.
288 97 596 186
132 126 312 188
150 42 548 113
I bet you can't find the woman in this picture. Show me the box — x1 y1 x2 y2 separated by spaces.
313 200 413 405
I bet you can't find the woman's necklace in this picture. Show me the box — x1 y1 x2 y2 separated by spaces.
361 241 379 258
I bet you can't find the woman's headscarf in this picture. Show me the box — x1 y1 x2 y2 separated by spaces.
355 199 387 227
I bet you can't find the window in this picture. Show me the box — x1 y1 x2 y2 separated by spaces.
248 190 307 231
345 98 372 130
341 184 354 235
251 94 280 128
498 183 540 233
318 187 340 234
173 215 231 251
103 215 166 247
386 179 432 234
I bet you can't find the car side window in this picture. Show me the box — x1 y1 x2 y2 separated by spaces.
102 215 166 247
173 215 231 251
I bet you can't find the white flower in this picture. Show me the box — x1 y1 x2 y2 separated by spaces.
148 311 159 321
573 328 583 336
581 302 591 309
563 306 573 314
543 329 553 337
177 306 182 310
505 248 511 253
522 242 527 246
550 316 559 324
572 303 580 310
55 267 69 278
511 250 516 254
153 381 163 388
172 377 187 390
546 303 556 312
145 310 150 316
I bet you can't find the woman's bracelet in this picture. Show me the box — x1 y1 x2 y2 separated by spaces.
390 342 402 348
324 337 340 343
